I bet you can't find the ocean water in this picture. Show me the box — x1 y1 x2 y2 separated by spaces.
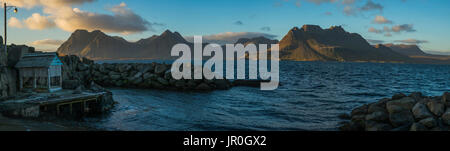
85 61 450 131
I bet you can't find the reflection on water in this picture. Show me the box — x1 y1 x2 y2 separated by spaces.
85 61 450 131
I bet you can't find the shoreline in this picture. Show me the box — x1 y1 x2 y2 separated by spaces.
339 92 450 131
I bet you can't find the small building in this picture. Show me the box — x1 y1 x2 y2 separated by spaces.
15 53 63 92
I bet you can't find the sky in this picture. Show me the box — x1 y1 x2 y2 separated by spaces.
2 0 450 54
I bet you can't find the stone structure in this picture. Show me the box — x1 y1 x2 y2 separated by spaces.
339 92 450 131
59 55 233 91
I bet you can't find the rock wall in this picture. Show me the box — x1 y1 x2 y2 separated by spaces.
339 92 450 131
0 44 36 100
59 55 232 91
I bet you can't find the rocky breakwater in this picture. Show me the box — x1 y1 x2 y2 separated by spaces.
339 92 450 131
59 55 232 91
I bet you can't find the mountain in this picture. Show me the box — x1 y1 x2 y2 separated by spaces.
277 25 409 62
384 44 427 56
235 36 279 47
385 43 450 63
57 29 190 60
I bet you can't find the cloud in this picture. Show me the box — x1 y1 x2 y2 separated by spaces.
366 39 385 44
261 27 271 31
185 32 277 45
6 0 96 9
394 39 429 44
373 15 392 24
9 1 154 35
343 0 383 16
54 3 151 34
31 39 65 46
24 13 56 30
368 27 382 34
391 24 416 32
368 24 416 36
360 0 383 11
8 17 23 28
234 21 244 26
307 0 338 5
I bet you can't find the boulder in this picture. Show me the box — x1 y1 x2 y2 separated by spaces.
368 102 387 114
442 109 450 125
174 80 186 88
214 79 231 90
338 113 351 120
365 111 389 122
186 80 198 88
418 117 437 128
151 81 165 89
164 71 172 80
155 64 169 75
365 121 392 131
351 114 366 130
442 92 450 107
118 64 132 73
133 72 144 79
351 104 368 116
412 103 433 120
427 101 445 116
338 122 360 131
157 77 169 86
389 111 415 127
410 123 428 131
196 83 212 91
409 92 424 102
110 74 121 80
77 64 89 71
386 97 416 113
392 93 406 100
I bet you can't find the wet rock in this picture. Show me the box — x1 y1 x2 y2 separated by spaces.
338 122 362 131
110 74 121 80
386 97 416 113
118 64 132 73
338 113 351 120
77 64 89 71
365 121 392 131
389 111 415 127
442 92 450 107
442 109 450 125
427 100 445 116
89 82 105 92
351 114 366 130
368 101 387 114
155 64 169 75
351 104 368 116
174 80 186 88
409 92 424 102
419 117 437 128
196 83 212 91
390 124 411 131
410 123 428 131
412 103 433 120
365 111 389 122
392 93 406 100
164 71 172 80
157 77 169 86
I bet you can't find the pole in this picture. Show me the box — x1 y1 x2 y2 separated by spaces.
4 2 7 56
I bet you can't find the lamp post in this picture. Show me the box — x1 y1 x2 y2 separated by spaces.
3 2 18 57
